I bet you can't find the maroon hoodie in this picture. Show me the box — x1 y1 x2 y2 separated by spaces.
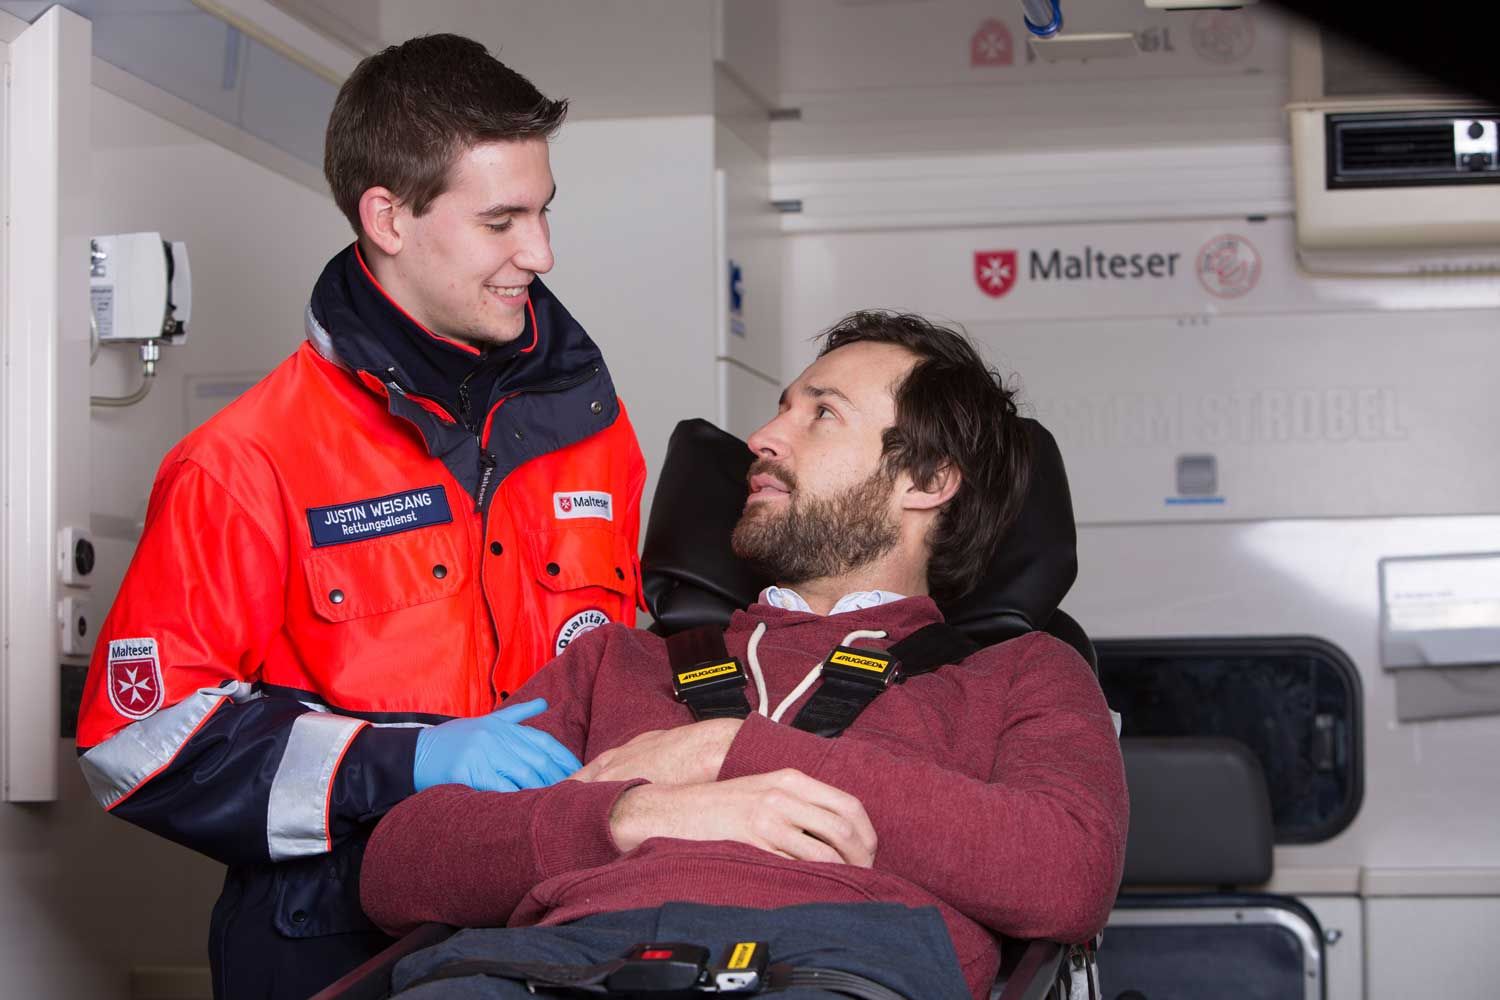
361 598 1128 999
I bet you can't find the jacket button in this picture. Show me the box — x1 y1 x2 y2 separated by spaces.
545 562 560 576
590 400 603 415
615 566 625 580
490 541 503 556
432 564 447 579
291 910 308 924
328 589 345 604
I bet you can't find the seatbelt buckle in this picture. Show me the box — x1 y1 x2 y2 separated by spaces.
713 940 770 993
672 657 747 701
605 943 710 993
823 646 900 689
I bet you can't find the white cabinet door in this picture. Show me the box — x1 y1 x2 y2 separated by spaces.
2 5 92 802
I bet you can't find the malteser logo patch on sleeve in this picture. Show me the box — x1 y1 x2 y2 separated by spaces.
553 491 613 521
106 637 164 720
306 485 452 547
555 608 610 655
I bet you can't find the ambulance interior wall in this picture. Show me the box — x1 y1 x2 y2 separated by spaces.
769 6 1500 999
0 87 346 999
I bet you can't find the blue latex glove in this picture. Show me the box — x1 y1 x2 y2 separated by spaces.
413 698 582 793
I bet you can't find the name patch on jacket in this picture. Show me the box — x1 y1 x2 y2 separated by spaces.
306 486 452 547
553 491 613 521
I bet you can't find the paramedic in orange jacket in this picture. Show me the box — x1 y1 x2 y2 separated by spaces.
74 35 645 999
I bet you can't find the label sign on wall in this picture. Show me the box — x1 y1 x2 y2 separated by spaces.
785 3 1283 93
796 217 1500 324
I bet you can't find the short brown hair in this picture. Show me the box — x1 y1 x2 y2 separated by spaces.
324 34 568 234
818 311 1031 602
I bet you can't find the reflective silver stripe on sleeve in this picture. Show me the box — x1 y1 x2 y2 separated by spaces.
79 682 258 810
265 712 367 862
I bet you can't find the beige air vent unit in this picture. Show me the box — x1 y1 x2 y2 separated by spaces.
1289 26 1500 274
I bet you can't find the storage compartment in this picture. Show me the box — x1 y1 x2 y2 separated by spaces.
1102 894 1324 1000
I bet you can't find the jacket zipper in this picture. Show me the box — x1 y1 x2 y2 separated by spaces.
476 363 602 707
457 367 482 435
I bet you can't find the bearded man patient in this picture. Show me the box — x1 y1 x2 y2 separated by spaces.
355 310 1129 1000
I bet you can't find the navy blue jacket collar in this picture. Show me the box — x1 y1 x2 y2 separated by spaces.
308 243 606 428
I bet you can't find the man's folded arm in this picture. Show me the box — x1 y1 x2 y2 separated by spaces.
716 634 1129 943
359 778 645 937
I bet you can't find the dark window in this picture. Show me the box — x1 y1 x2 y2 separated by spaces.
1096 636 1363 844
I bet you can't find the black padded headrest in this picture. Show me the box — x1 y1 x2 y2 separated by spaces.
1120 737 1274 887
641 417 1078 645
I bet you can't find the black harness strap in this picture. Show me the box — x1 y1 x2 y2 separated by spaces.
787 644 895 738
401 957 620 993
665 621 983 735
667 625 751 721
791 623 981 738
403 954 910 999
886 622 982 682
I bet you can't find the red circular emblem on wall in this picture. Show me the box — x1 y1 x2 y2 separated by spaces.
1196 234 1262 299
1191 11 1256 64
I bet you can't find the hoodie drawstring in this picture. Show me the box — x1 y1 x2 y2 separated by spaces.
744 623 889 724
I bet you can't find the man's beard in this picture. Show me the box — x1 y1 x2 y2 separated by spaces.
731 460 901 585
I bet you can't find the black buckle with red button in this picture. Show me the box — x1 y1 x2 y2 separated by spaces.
604 943 711 994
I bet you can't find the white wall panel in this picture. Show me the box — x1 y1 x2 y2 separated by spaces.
716 0 779 105
773 0 1287 158
545 115 720 522
0 741 224 998
374 0 717 119
1366 898 1500 1000
782 216 1500 523
779 0 1282 94
771 141 1294 234
1302 896 1363 1000
3 4 91 801
1068 515 1500 880
716 122 782 383
89 86 351 538
720 359 780 443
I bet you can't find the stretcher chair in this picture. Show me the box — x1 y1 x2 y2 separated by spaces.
645 421 1338 998
315 417 1101 1000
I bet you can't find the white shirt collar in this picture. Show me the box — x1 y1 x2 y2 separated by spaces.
760 585 908 616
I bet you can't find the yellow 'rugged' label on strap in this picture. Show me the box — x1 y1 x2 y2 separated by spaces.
676 660 741 686
827 648 893 674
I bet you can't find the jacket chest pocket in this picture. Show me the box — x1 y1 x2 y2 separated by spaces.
524 524 635 656
303 529 466 623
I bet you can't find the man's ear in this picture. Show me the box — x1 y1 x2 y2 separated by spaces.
357 186 403 256
902 462 961 512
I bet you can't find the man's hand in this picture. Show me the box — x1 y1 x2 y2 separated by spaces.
608 768 877 867
573 718 742 786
